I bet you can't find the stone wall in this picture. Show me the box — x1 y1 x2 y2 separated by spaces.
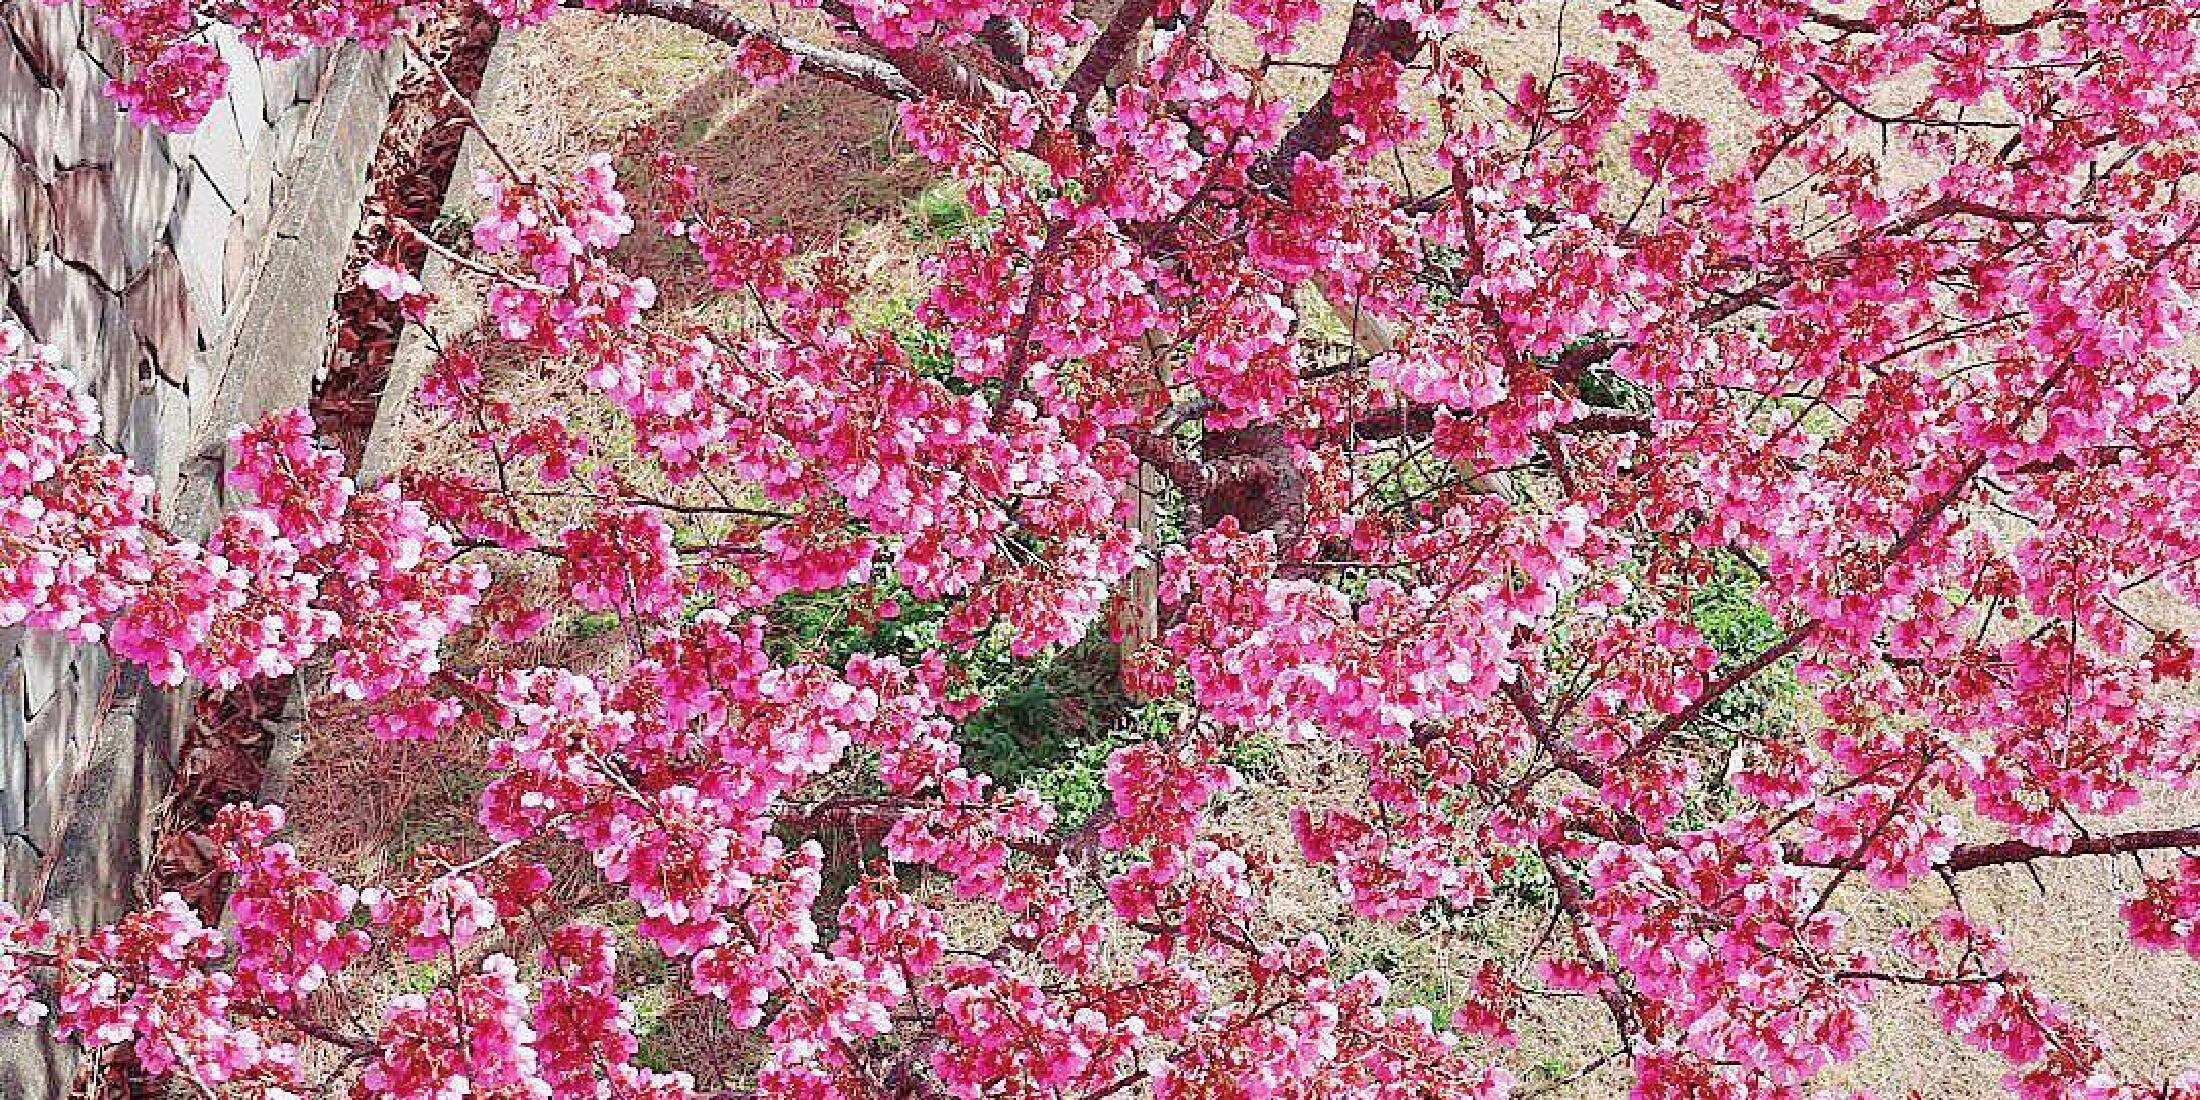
1 1 400 1090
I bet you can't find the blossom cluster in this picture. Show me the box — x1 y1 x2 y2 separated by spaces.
0 325 484 698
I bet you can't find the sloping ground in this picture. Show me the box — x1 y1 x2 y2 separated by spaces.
280 6 948 1085
277 5 2200 1097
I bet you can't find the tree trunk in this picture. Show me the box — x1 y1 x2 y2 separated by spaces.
1200 423 1306 535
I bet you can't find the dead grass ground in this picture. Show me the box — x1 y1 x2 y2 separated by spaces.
277 5 2199 1097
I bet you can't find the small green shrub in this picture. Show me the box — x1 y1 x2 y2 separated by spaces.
906 183 974 241
1689 555 1801 744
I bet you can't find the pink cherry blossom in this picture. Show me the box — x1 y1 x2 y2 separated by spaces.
2 2 2198 1099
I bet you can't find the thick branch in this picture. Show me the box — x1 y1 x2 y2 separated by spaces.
1537 847 1641 1047
817 0 1012 105
593 0 921 99
1065 0 1163 109
1504 679 1612 789
977 16 1032 84
1260 4 1423 183
1943 826 2200 873
591 0 1008 106
1115 429 1208 497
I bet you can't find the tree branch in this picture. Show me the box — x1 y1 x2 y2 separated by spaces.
1352 405 1651 442
977 15 1032 86
590 0 1009 106
1619 447 1994 764
817 0 1012 106
1114 429 1208 498
1259 4 1423 184
1066 0 1163 110
1942 826 2200 873
592 0 922 99
1642 622 1819 744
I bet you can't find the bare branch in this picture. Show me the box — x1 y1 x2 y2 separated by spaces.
590 0 923 100
1066 0 1164 109
589 0 1010 106
1259 4 1423 184
1942 826 2200 873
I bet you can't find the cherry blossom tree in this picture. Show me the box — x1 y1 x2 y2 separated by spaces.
5 0 2200 1098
